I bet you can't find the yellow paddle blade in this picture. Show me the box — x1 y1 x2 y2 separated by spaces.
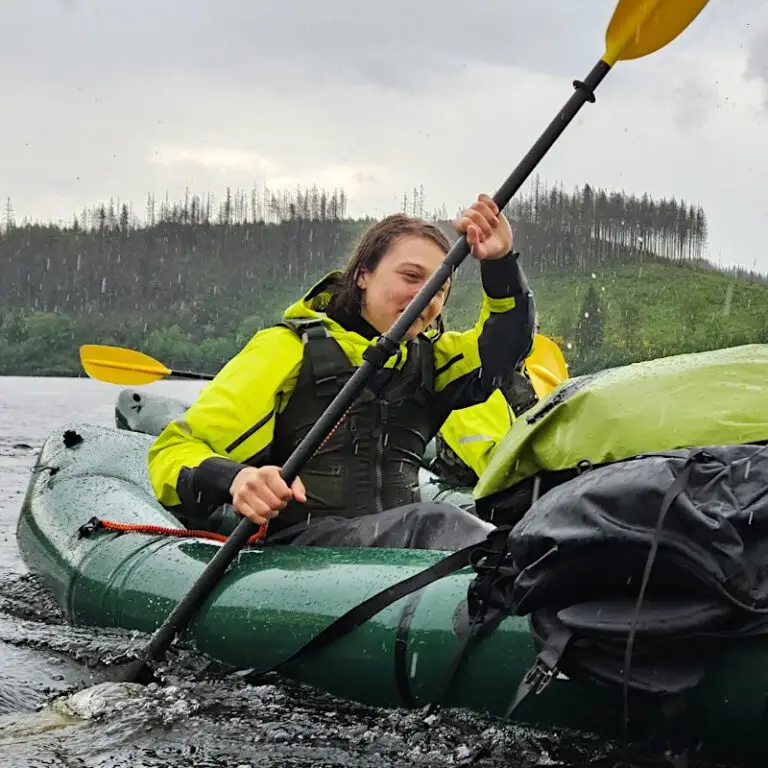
526 364 562 400
525 334 569 399
604 0 710 65
530 334 569 379
79 344 172 385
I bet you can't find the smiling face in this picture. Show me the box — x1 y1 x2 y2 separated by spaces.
357 234 450 340
326 213 452 341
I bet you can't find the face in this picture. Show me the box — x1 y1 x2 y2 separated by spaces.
357 235 449 341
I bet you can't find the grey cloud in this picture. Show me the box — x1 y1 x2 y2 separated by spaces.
1 0 767 276
2 0 622 94
746 26 768 108
4 0 759 98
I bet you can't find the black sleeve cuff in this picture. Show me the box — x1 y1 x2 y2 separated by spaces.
480 251 530 299
175 456 249 519
195 456 249 498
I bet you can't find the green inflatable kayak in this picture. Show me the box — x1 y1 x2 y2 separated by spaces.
16 346 768 761
17 397 570 721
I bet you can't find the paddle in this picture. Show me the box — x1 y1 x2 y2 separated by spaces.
79 344 214 386
117 0 710 683
79 336 566 394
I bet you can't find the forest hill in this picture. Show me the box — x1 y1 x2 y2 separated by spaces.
1 179 765 378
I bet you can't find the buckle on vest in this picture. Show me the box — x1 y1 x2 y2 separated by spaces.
297 319 328 341
295 320 348 398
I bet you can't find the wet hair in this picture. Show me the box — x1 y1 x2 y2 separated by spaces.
326 213 453 319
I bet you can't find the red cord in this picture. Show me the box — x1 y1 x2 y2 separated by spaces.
90 518 268 545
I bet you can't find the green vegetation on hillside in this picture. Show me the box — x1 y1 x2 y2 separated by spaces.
0 179 764 378
537 263 768 374
434 262 768 377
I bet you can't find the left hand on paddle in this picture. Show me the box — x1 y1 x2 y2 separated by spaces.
455 193 514 261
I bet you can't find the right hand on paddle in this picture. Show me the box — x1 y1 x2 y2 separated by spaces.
229 465 307 525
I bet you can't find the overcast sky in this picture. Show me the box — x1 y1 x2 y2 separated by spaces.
2 0 766 271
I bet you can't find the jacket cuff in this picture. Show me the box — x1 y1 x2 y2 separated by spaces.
195 456 249 498
175 457 250 521
480 251 530 299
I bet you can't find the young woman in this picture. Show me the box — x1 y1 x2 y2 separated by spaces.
148 193 535 550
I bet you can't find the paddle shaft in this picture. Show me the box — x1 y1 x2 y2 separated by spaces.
493 60 611 208
136 57 614 672
167 369 214 381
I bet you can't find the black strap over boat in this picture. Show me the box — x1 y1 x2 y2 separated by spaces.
249 531 506 678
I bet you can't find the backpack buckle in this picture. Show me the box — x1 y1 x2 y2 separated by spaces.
505 629 571 718
504 654 558 719
523 653 559 696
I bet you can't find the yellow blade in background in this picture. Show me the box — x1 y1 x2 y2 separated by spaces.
79 344 172 385
525 334 569 399
527 363 562 399
604 0 710 65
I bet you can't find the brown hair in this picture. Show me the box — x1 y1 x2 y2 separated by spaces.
326 213 452 318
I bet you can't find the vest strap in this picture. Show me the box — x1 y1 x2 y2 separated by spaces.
417 336 435 396
280 318 352 398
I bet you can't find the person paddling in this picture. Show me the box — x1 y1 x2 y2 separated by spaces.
148 193 535 549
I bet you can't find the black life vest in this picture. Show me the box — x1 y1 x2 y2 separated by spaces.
269 318 437 531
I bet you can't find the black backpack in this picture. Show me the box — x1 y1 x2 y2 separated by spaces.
465 442 768 725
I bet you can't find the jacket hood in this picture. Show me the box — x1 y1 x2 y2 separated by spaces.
282 271 344 325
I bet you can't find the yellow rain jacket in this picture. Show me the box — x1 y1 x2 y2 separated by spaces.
148 256 534 524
